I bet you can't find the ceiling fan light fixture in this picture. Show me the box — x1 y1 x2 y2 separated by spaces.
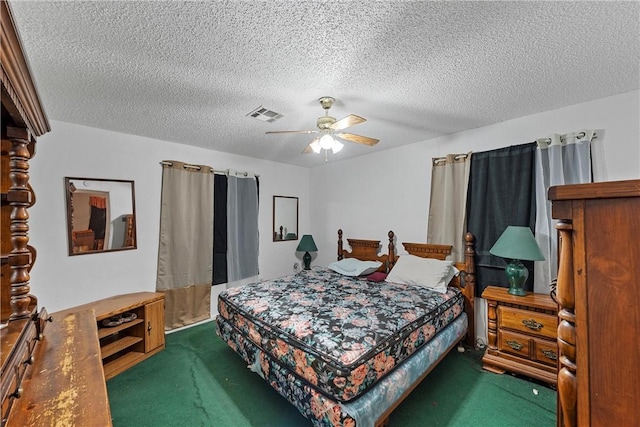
331 141 344 154
319 134 335 150
310 140 322 153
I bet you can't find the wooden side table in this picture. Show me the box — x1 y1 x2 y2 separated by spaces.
481 286 558 385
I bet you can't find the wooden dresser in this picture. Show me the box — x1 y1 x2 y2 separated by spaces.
549 179 640 427
481 286 558 385
1 1 51 424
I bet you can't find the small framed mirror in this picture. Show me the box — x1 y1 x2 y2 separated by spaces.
65 177 137 255
273 196 298 241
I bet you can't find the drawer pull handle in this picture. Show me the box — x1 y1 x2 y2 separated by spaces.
522 319 543 331
542 349 557 360
507 340 524 351
11 387 23 399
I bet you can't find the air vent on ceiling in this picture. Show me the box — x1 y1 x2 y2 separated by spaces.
246 106 284 123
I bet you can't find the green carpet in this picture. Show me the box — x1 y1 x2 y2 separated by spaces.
107 321 556 426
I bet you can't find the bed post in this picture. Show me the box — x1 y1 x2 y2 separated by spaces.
463 232 476 348
387 230 395 271
337 229 343 260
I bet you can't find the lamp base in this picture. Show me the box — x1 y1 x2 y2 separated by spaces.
505 259 529 296
302 251 312 270
507 287 528 296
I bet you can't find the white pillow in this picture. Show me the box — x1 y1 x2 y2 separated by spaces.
385 254 459 293
327 258 382 277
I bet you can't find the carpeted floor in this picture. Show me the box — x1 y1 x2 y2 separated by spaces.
107 320 556 426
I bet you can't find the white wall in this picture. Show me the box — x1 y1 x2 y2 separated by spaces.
26 90 639 331
29 121 311 313
309 90 640 344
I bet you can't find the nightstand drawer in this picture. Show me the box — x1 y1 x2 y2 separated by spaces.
498 329 531 359
534 339 558 367
498 305 557 339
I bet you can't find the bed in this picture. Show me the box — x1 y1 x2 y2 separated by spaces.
215 229 476 426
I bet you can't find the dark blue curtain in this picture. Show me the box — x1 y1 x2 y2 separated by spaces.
466 143 537 295
212 174 228 285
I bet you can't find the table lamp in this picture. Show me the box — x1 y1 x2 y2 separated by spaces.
489 226 545 296
296 235 317 270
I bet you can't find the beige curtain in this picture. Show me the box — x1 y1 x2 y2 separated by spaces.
427 153 472 262
156 161 214 330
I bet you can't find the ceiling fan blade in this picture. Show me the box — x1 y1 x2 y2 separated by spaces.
265 130 317 135
329 114 366 131
336 133 379 146
302 137 320 154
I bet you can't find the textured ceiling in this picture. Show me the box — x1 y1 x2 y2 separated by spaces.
8 1 639 168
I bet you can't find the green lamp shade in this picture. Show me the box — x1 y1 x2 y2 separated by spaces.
489 226 545 296
296 235 317 270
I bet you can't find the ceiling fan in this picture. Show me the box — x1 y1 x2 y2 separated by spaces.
266 97 379 155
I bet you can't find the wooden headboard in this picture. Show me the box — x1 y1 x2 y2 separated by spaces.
402 232 476 348
337 229 396 273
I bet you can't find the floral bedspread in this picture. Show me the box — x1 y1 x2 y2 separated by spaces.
217 268 464 402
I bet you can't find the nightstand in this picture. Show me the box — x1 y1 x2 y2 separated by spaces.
481 286 558 385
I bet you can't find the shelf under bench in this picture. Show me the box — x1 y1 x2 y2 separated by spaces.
55 291 166 380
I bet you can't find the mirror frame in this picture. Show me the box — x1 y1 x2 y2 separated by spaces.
65 177 137 256
272 195 299 242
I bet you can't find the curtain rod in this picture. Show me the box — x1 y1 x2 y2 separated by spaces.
432 153 469 165
539 131 598 145
159 161 259 177
433 130 598 165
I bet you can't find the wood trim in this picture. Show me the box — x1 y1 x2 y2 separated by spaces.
374 336 461 427
548 179 640 201
402 242 451 260
1 0 50 137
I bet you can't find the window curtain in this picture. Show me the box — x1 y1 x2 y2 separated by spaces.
466 143 537 295
427 153 472 263
533 130 593 293
226 173 259 288
88 205 107 241
156 161 214 330
88 196 108 250
212 174 228 286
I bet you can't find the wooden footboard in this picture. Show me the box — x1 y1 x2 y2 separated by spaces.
374 332 465 427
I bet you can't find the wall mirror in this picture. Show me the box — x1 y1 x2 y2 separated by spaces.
65 177 137 255
273 195 298 241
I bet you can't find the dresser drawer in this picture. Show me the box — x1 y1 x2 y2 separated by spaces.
1 317 38 422
498 305 557 339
